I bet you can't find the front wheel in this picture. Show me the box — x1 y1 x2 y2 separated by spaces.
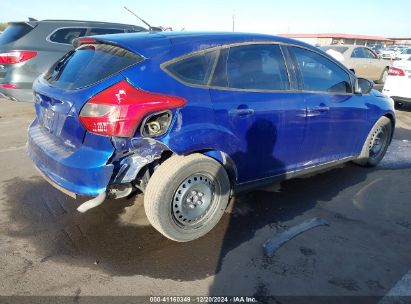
144 154 231 242
353 116 392 167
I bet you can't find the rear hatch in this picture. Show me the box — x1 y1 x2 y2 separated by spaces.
33 41 144 149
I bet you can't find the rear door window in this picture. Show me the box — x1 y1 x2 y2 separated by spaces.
212 44 289 91
289 46 352 94
44 43 143 90
49 28 87 44
163 50 218 85
0 23 34 45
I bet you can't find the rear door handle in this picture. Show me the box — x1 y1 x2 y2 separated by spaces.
312 106 330 112
229 108 255 117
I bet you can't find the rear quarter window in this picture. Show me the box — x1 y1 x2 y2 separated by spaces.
163 50 218 86
44 43 143 90
0 24 33 45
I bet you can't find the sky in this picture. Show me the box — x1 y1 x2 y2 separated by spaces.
0 0 410 37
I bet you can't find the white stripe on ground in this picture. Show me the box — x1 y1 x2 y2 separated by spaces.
379 270 411 304
0 146 25 153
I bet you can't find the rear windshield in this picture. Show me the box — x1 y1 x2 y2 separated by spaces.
320 46 349 54
44 43 143 90
0 23 33 45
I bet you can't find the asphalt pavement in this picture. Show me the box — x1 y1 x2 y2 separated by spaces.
0 98 410 302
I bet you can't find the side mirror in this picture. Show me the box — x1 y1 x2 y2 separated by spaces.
355 78 374 95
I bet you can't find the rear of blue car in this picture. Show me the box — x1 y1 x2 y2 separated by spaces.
27 32 395 242
28 38 161 197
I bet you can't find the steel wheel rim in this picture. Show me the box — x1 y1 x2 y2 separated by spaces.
369 126 387 159
172 174 215 227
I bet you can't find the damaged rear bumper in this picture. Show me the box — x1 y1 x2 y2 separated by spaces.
27 120 115 197
28 119 171 198
110 137 170 185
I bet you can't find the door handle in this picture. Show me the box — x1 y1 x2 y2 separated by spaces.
311 106 330 112
229 108 255 117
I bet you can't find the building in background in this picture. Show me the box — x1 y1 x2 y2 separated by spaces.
279 33 395 47
389 37 411 46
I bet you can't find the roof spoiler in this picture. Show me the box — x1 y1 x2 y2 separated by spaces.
8 19 38 28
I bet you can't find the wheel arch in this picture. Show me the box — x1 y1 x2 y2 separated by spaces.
200 149 238 185
383 112 396 143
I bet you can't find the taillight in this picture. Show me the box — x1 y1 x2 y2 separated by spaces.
73 37 98 48
0 51 37 64
388 67 405 76
0 84 17 89
79 80 187 137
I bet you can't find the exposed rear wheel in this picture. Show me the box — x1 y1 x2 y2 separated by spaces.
144 154 231 242
353 116 392 167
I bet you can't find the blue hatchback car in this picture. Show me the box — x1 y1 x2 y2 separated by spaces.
27 32 395 241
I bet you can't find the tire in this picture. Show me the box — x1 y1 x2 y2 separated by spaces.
353 116 392 167
377 68 389 84
144 153 231 242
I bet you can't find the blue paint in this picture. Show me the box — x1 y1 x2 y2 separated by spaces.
27 32 395 197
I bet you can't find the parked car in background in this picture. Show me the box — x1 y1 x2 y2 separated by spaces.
371 45 383 56
383 58 411 107
0 19 147 101
27 32 395 242
320 45 391 83
395 48 411 61
380 47 399 60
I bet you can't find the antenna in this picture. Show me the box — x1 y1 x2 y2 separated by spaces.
124 6 153 30
232 11 235 32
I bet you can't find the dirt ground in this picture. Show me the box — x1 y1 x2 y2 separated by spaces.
0 98 410 302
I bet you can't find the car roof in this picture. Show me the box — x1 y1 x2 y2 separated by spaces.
93 31 316 59
12 19 138 25
9 19 146 30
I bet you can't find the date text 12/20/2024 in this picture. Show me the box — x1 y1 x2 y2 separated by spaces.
149 297 258 303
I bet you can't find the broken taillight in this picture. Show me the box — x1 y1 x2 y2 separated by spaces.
79 80 187 137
